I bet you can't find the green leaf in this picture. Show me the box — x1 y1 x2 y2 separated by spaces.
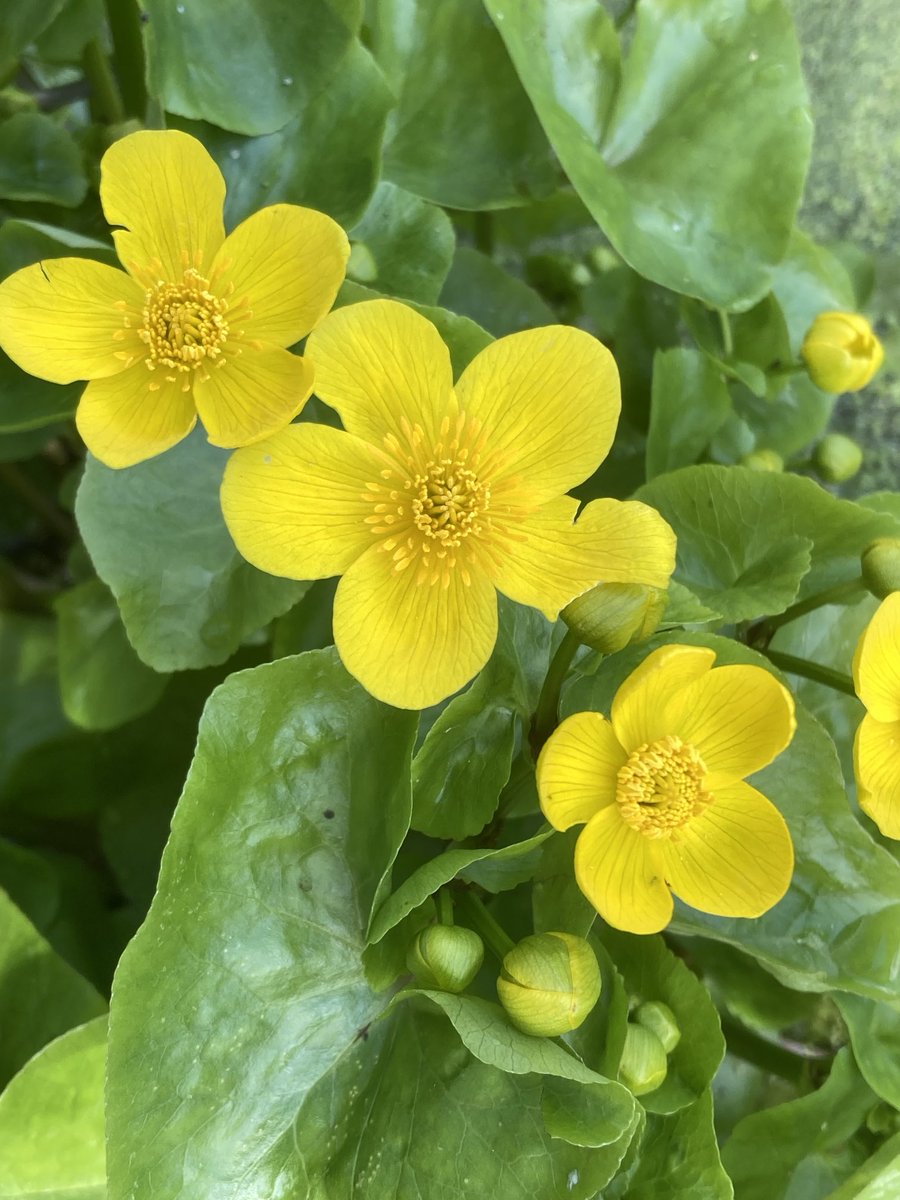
371 0 557 209
0 890 105 1089
368 829 552 944
532 828 597 938
566 940 629 1081
837 993 900 1111
412 599 554 839
722 1049 875 1200
439 246 556 337
824 1132 900 1200
729 374 834 460
0 1017 106 1200
635 465 896 622
0 613 68 795
487 0 811 308
55 579 168 731
336 281 493 375
0 112 88 207
646 349 732 478
141 0 357 136
75 428 307 671
348 181 455 303
566 633 900 1004
607 1091 732 1200
0 0 67 68
106 650 417 1199
174 39 392 229
598 930 725 1115
772 229 856 351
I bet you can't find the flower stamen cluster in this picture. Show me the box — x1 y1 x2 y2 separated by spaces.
139 269 230 378
617 735 711 838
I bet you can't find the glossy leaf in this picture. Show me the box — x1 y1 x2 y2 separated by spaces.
75 428 307 671
646 349 731 478
0 0 67 65
349 181 455 303
838 993 900 1111
439 247 556 337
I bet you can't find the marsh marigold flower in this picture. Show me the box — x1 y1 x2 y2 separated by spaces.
537 645 796 934
801 311 884 394
221 299 675 709
853 592 900 839
0 130 349 467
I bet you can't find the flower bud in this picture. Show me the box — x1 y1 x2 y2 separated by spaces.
801 311 884 393
346 241 378 285
406 925 484 994
563 583 667 655
618 1023 668 1096
497 932 601 1037
741 448 784 473
862 538 900 600
635 1001 681 1054
813 433 864 483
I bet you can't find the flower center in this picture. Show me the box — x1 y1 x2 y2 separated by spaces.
616 735 712 839
411 460 490 547
140 269 229 373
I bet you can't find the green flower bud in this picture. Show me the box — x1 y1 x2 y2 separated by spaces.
741 448 784 473
801 311 884 393
635 1001 681 1054
497 932 601 1037
618 1023 668 1096
406 925 484 993
814 433 864 483
563 583 668 654
347 241 378 285
862 537 900 600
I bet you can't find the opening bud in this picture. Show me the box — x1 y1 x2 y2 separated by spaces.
618 1023 668 1096
635 1001 681 1054
813 433 864 483
497 932 601 1037
741 448 783 473
801 311 884 394
563 583 668 655
862 538 900 600
406 925 484 994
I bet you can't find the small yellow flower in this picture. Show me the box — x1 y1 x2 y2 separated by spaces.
537 645 796 934
853 592 900 839
801 311 884 394
0 130 349 467
221 299 675 709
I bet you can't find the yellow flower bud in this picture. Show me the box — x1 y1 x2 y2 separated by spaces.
635 1001 681 1054
618 1023 668 1096
406 925 484 994
563 583 668 655
801 311 884 393
741 448 784 473
862 538 900 600
813 433 864 483
497 932 601 1037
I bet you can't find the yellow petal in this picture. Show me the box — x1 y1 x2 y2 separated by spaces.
611 645 717 753
0 259 144 384
304 299 454 446
76 363 196 468
660 780 794 918
855 715 900 839
333 545 497 709
193 347 313 448
537 711 627 831
454 325 620 503
211 204 349 348
664 664 796 784
101 130 225 282
221 423 382 580
569 498 676 588
574 806 672 935
853 592 900 723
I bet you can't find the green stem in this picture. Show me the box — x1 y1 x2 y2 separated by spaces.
473 211 494 258
104 0 148 120
531 628 581 753
767 361 807 383
437 888 454 927
81 38 126 124
762 649 857 698
456 891 515 961
718 308 734 359
721 1017 822 1085
759 578 866 638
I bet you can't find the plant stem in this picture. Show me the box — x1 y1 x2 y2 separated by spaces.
473 211 494 258
751 578 866 644
456 891 515 961
762 649 857 698
531 628 581 753
104 0 148 120
437 888 454 927
718 308 734 358
82 38 126 125
721 1017 824 1085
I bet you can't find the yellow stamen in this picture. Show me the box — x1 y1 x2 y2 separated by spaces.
139 267 229 374
616 735 712 839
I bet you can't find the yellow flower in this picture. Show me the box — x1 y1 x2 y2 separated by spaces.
537 645 796 934
852 592 900 839
801 311 884 394
0 130 349 468
221 299 675 709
